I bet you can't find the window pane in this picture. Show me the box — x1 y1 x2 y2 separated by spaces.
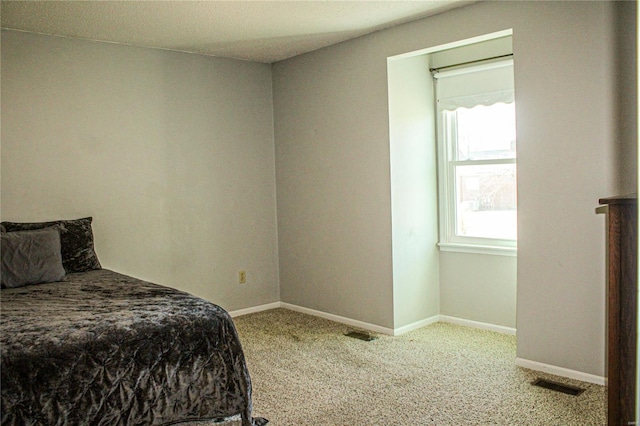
455 163 517 240
455 103 516 161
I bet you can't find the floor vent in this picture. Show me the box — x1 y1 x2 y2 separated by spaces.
532 378 585 396
344 331 377 342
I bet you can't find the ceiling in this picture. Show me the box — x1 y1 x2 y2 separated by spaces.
1 1 474 63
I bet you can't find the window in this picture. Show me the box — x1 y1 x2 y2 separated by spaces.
434 59 517 255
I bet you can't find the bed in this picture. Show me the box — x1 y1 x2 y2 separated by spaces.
0 217 267 426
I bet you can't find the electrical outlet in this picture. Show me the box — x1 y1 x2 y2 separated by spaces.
238 270 246 284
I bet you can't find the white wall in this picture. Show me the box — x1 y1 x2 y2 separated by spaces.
440 252 516 328
388 54 440 329
429 35 512 69
272 38 395 328
272 1 631 377
1 30 280 311
511 2 618 379
614 0 638 193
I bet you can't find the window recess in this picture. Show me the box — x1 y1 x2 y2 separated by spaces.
433 58 517 255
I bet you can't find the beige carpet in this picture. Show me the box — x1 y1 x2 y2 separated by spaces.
230 308 605 426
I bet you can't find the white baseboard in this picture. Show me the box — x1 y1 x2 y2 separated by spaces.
228 302 282 318
439 315 517 335
515 358 606 386
393 315 440 336
280 302 395 335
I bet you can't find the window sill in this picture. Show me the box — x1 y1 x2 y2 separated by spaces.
438 242 517 257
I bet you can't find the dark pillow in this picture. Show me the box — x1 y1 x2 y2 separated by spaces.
1 227 66 288
1 217 101 273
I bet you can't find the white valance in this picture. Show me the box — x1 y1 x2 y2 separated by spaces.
437 90 514 111
434 59 514 111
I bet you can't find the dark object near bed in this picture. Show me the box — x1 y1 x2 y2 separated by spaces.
1 269 267 426
1 217 102 273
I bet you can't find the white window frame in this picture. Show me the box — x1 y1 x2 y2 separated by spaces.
435 61 517 257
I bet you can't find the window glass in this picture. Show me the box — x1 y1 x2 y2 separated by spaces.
454 163 517 240
455 103 516 161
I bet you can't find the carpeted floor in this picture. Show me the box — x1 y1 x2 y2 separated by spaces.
229 308 605 426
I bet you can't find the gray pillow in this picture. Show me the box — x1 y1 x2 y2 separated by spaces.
1 227 66 289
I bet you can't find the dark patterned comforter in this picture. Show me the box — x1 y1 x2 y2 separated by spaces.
0 269 266 426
